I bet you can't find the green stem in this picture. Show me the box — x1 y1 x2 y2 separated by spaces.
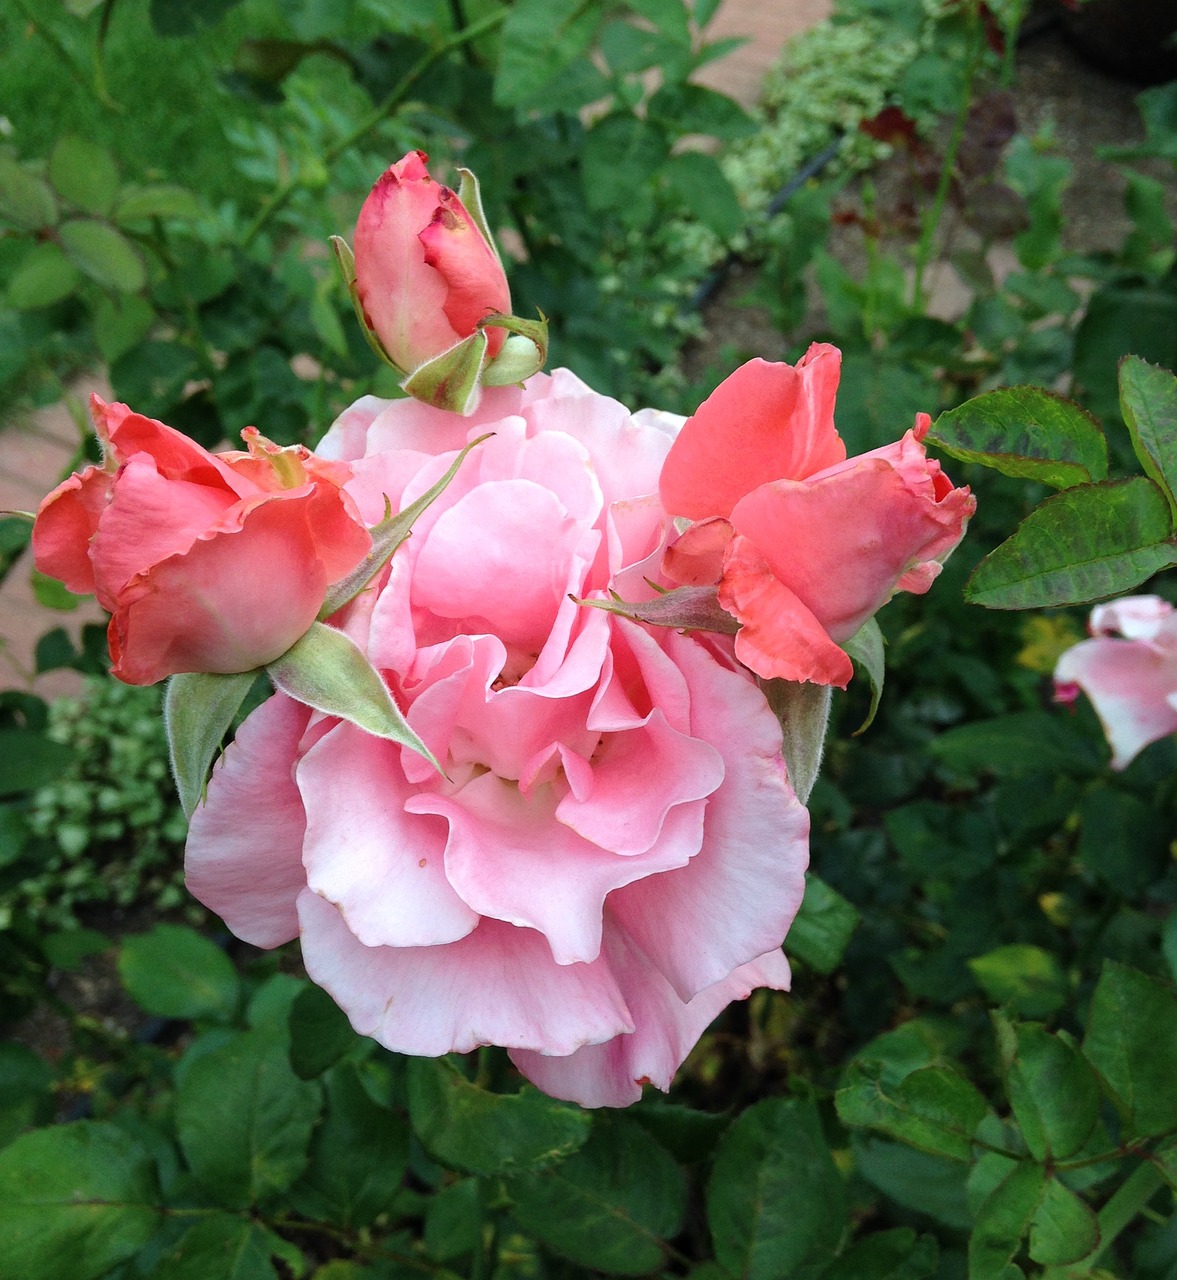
239 8 507 249
910 0 982 311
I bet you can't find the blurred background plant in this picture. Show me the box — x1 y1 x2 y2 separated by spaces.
3 0 1177 1277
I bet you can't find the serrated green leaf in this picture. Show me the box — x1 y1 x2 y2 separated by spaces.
662 151 743 238
289 1063 408 1229
408 1057 591 1176
175 1029 320 1209
836 1064 989 1162
929 710 1102 779
508 1115 685 1275
582 114 669 217
0 1121 159 1280
288 982 357 1080
6 243 79 310
968 945 1068 1019
787 873 860 974
165 669 259 819
49 136 119 216
969 1161 1044 1280
266 623 439 771
494 0 601 107
59 220 147 292
708 1098 846 1280
929 386 1107 489
0 157 58 230
625 0 691 42
153 1215 283 1280
424 1178 481 1262
1119 355 1177 519
118 924 239 1021
1027 1178 1099 1266
1082 960 1177 1140
966 477 1177 609
820 1229 939 1280
996 1021 1100 1161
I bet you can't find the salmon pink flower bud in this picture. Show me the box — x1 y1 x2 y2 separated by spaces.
337 151 546 415
1054 594 1177 768
659 345 975 687
32 396 372 686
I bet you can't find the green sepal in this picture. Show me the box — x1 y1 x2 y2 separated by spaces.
455 167 504 271
403 329 490 415
330 234 399 370
575 584 739 635
267 622 441 773
320 432 493 620
844 616 885 734
165 669 259 819
482 311 549 386
760 678 832 806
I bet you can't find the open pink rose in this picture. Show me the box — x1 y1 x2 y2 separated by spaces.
659 345 975 686
353 150 511 375
1054 594 1177 769
33 396 372 685
185 370 810 1107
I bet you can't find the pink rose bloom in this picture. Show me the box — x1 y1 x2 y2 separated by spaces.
353 150 511 375
185 370 810 1108
659 345 975 687
1054 594 1177 769
32 396 372 685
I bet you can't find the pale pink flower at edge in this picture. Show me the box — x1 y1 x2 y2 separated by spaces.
659 346 976 687
1054 594 1177 769
185 370 810 1108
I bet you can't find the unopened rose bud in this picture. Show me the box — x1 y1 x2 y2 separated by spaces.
335 151 546 415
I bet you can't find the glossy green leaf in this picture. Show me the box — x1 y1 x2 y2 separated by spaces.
968 945 1068 1018
175 1029 321 1209
118 924 239 1021
854 1139 972 1230
59 219 147 292
508 1116 685 1275
408 1057 590 1176
708 1097 846 1280
995 1020 1100 1161
1119 355 1177 518
929 711 1102 779
787 873 860 974
0 1043 53 1149
0 1121 159 1280
966 477 1177 609
494 0 602 107
288 982 357 1080
48 136 119 216
0 157 58 230
1154 1134 1177 1192
820 1229 939 1280
424 1177 481 1262
6 243 79 310
165 669 258 819
290 1063 408 1229
968 1161 1044 1280
837 1063 989 1162
153 1216 286 1280
1082 960 1177 1140
1027 1178 1099 1267
928 386 1107 488
266 622 439 772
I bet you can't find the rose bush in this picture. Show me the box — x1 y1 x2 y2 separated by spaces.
1054 594 1177 769
659 345 975 686
185 370 810 1107
32 396 372 685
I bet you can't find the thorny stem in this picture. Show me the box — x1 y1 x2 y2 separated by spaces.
239 9 507 249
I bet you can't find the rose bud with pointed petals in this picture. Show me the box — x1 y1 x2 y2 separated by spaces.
33 396 372 685
659 345 975 686
1054 594 1177 769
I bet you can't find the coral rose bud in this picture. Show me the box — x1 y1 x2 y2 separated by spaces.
338 151 546 414
32 396 372 686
